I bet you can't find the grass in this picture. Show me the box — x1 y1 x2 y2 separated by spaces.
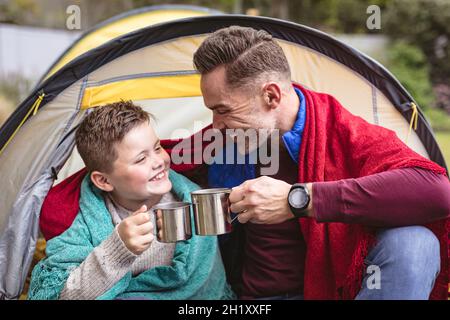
435 131 450 167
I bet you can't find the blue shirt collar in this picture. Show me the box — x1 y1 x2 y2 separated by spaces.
281 86 307 164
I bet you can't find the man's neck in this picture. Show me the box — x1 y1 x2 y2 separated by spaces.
277 86 300 134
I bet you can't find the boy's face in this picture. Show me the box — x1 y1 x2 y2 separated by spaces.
104 122 172 204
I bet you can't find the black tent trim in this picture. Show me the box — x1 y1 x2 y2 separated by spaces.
1 14 446 170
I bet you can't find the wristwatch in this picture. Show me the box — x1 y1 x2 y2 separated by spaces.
288 183 310 218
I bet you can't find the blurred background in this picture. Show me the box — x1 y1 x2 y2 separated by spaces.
1 0 449 162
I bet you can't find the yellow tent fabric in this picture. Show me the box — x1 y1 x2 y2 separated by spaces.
80 74 201 109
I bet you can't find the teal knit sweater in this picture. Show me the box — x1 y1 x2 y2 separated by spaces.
28 170 235 300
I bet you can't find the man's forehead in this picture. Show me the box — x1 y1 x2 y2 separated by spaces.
201 65 227 86
201 78 227 106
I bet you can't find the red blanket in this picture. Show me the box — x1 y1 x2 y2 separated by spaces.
40 85 449 299
294 84 448 299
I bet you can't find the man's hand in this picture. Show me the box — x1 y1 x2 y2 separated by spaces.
117 205 154 255
228 176 290 224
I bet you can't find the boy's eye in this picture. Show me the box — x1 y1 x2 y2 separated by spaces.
155 145 162 151
136 156 146 163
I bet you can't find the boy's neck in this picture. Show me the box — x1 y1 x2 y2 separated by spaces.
108 192 163 213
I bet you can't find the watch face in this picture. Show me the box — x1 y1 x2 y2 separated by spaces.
289 188 308 209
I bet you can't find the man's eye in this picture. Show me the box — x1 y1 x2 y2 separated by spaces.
216 109 227 115
155 145 162 152
137 157 146 163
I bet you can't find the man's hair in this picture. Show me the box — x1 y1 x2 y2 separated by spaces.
75 100 150 173
193 26 291 89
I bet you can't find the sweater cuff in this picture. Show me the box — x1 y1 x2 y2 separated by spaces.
313 180 345 223
101 226 138 267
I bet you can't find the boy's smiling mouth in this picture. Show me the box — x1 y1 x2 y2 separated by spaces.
149 170 167 182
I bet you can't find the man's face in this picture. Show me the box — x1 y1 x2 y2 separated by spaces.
200 65 278 153
105 122 172 203
200 66 276 130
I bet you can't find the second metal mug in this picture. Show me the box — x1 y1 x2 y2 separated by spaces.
152 202 192 243
191 188 232 236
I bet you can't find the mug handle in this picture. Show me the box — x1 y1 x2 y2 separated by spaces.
151 208 161 242
227 197 241 224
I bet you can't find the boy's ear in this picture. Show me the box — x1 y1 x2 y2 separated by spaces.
90 171 114 192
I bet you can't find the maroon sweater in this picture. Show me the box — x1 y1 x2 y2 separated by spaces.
240 151 450 299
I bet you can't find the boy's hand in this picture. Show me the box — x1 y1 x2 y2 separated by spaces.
117 205 154 255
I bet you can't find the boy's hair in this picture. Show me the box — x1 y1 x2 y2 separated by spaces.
75 100 150 173
193 26 291 89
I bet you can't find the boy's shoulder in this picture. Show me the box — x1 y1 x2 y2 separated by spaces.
51 176 114 245
169 169 201 198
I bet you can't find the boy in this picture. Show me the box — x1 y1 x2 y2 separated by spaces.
29 101 234 300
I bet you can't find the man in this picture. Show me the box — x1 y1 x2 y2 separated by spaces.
193 26 450 300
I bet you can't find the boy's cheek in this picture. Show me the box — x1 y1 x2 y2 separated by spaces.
162 149 171 165
127 172 151 186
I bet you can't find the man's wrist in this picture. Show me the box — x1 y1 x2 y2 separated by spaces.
304 183 314 218
287 183 314 218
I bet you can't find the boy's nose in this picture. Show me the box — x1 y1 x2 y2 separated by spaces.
151 155 165 170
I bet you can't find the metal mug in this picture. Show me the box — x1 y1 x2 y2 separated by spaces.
152 202 192 243
191 188 232 236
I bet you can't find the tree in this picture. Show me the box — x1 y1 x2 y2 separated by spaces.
0 0 38 25
384 0 450 85
386 41 434 109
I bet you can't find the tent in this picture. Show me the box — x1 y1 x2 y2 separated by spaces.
37 5 221 84
0 5 447 300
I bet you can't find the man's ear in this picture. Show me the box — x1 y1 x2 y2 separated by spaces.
262 82 282 109
90 171 114 192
